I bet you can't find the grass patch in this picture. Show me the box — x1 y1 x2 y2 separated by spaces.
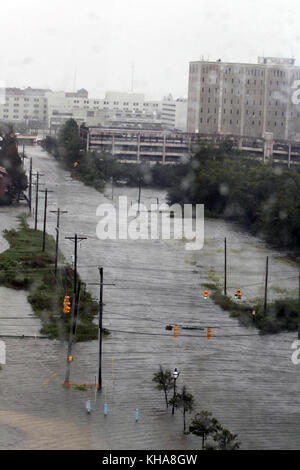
271 286 290 295
184 256 198 266
273 255 296 266
207 270 220 284
0 213 109 341
204 280 300 334
73 385 88 391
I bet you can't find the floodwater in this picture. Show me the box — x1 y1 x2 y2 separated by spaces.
0 146 299 449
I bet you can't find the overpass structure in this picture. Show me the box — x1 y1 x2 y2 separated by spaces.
80 125 300 167
16 135 37 146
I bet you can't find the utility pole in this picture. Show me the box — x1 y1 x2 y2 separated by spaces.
22 144 25 166
64 281 81 384
50 208 68 276
28 158 32 214
34 172 39 230
40 189 54 252
41 188 48 252
98 267 103 391
72 280 81 336
263 256 269 315
298 271 300 340
224 237 227 296
111 176 114 200
33 171 44 230
61 267 69 342
64 291 76 384
137 176 141 214
88 271 115 392
65 234 87 296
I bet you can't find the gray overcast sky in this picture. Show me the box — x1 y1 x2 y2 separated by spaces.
0 0 299 99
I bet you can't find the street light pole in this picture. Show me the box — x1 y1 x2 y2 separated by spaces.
172 368 179 415
98 266 103 391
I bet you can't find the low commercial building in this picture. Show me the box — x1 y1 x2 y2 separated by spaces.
80 125 191 163
80 124 300 166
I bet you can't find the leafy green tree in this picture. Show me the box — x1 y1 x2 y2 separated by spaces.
41 136 59 158
167 142 300 255
0 131 27 204
189 411 221 450
170 385 194 433
57 118 81 167
152 365 173 408
213 428 240 450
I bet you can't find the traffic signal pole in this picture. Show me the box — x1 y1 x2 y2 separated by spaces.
64 292 76 384
64 281 81 384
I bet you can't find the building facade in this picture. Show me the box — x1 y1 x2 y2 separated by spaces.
0 86 188 133
0 87 49 128
80 125 192 163
187 57 300 141
46 90 187 133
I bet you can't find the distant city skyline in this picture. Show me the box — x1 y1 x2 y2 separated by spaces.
0 0 299 100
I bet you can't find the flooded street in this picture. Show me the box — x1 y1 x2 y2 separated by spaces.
0 146 300 449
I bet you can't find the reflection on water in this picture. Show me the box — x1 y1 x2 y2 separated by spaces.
0 147 299 449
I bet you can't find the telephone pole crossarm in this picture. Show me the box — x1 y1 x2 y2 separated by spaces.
65 235 87 295
50 209 68 275
39 188 54 251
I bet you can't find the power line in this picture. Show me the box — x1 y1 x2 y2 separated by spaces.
106 328 261 339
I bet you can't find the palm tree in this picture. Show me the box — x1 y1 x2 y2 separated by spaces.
189 411 221 450
152 365 173 408
171 385 194 433
213 428 241 450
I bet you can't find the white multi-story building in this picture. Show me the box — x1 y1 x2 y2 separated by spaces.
0 87 49 127
160 94 188 131
103 91 187 131
175 98 188 131
0 86 188 133
46 90 163 132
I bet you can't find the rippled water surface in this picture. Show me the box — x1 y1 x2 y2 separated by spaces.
0 147 299 449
